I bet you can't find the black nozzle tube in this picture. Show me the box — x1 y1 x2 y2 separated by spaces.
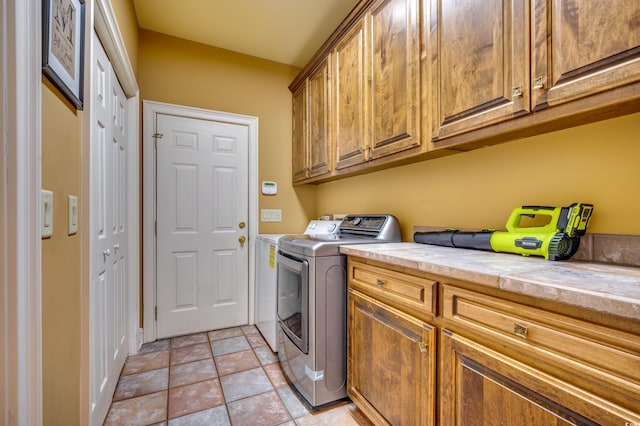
414 230 494 251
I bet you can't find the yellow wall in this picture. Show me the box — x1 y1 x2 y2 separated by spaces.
41 82 83 425
318 112 640 240
110 0 140 74
41 1 141 424
137 29 317 234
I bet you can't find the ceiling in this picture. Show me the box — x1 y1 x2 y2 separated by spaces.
132 0 361 68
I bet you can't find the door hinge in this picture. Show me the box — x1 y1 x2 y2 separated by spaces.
154 306 158 321
154 220 157 236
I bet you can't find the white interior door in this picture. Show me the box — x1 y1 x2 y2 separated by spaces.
89 33 129 425
156 113 249 339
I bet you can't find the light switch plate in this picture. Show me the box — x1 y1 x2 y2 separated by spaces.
261 209 282 222
68 195 78 235
41 189 53 238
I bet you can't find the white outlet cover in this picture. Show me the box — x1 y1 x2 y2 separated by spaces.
261 209 282 222
68 195 78 235
41 189 53 238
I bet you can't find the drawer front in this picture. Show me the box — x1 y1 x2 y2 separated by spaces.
348 259 437 318
442 284 640 413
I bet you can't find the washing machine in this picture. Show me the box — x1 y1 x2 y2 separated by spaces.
255 220 341 352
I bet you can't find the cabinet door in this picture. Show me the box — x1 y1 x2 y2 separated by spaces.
532 0 640 109
307 60 332 179
334 19 368 170
291 83 308 182
368 0 421 159
348 289 436 426
427 0 530 143
440 330 638 425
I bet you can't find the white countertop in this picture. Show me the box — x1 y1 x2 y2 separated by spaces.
339 243 640 321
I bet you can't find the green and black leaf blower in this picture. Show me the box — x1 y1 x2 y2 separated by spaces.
414 203 594 261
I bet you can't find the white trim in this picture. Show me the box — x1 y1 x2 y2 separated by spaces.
1 0 43 423
94 0 138 97
126 93 141 353
142 100 258 343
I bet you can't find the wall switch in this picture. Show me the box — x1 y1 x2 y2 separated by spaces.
68 195 78 235
41 190 53 238
261 209 282 222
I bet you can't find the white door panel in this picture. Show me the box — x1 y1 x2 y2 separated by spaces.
90 34 129 426
156 114 249 339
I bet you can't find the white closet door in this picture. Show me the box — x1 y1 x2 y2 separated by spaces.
89 33 129 426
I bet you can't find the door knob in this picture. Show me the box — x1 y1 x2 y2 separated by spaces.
239 222 246 229
238 235 246 246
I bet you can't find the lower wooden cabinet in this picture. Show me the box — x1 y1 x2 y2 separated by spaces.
346 257 640 426
440 330 639 425
347 288 436 426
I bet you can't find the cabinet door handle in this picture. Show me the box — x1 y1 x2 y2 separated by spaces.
514 322 528 339
512 86 523 97
376 279 384 287
532 76 544 90
417 341 427 353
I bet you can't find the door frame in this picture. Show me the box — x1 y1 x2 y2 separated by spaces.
142 101 258 343
1 0 42 423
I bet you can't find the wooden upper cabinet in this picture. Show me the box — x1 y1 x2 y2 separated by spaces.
427 0 530 143
367 0 421 159
307 59 332 179
291 60 332 183
291 83 308 182
531 0 640 109
334 19 368 170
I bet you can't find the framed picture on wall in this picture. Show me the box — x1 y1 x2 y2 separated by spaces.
42 0 85 110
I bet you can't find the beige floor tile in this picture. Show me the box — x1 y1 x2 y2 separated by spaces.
208 327 243 341
295 401 371 426
227 390 291 426
171 332 209 349
170 342 212 366
122 350 170 376
264 363 288 388
104 391 167 426
169 358 217 388
215 349 260 376
168 378 225 419
113 368 168 401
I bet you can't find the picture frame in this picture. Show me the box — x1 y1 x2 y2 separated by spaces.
42 0 85 110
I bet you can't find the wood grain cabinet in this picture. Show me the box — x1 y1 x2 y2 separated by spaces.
346 257 640 425
425 0 532 143
291 59 332 183
531 0 640 109
366 0 421 160
426 0 640 148
334 18 368 170
292 0 640 182
440 285 640 425
333 0 422 173
348 290 436 426
347 259 437 425
292 0 423 183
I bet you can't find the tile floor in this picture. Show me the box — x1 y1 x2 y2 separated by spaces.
104 325 372 425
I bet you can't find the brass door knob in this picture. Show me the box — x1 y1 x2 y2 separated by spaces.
238 235 246 244
239 222 246 229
